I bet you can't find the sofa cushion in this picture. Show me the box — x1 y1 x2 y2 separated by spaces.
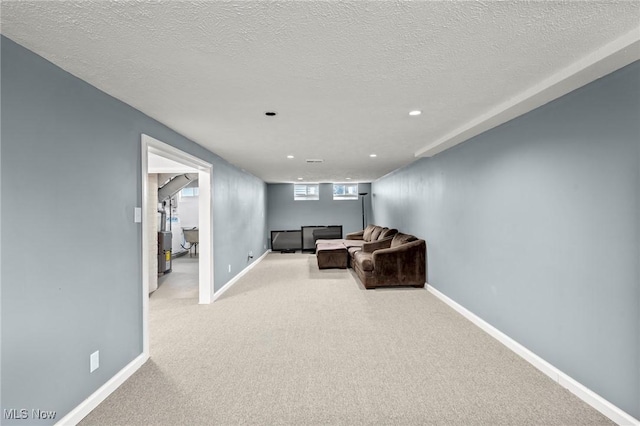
343 240 365 249
345 230 364 240
354 251 374 271
369 226 384 241
362 225 377 242
362 236 393 253
316 243 348 269
348 246 361 255
315 238 346 247
390 233 418 248
379 228 398 240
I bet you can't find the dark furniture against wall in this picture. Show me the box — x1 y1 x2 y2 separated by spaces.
314 224 426 289
301 225 342 252
316 242 348 269
351 231 426 289
271 230 303 253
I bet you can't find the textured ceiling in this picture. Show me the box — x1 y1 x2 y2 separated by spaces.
2 1 639 183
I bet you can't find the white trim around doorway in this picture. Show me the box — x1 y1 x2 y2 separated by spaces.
55 135 215 426
141 134 215 355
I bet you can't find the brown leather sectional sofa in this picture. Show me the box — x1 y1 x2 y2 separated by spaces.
316 224 426 289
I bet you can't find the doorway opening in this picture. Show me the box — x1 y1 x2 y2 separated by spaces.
141 134 214 355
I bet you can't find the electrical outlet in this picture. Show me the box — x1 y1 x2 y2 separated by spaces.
228 264 231 273
90 351 99 373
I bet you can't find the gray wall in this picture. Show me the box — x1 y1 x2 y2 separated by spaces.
267 183 372 246
0 36 267 424
372 61 639 418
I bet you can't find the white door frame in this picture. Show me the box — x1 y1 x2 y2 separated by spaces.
141 134 214 355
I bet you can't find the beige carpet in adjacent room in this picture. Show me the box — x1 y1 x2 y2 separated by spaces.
80 253 612 425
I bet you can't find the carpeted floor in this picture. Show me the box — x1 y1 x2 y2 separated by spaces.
80 253 613 425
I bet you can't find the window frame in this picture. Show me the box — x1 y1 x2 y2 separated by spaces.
332 183 359 201
294 183 320 201
180 187 199 197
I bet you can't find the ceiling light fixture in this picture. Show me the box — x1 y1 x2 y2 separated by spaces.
265 111 277 117
370 154 377 158
346 177 351 180
297 177 303 180
287 155 294 159
409 110 422 116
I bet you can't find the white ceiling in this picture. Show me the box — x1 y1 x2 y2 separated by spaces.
2 1 639 183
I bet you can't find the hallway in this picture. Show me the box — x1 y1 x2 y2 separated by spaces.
151 254 199 301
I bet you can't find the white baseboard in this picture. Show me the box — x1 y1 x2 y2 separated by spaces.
57 251 270 425
426 284 639 426
56 352 148 426
211 250 270 303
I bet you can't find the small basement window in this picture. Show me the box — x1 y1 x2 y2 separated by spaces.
333 183 358 200
294 183 319 200
181 187 199 197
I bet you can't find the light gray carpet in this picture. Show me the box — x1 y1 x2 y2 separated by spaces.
81 253 613 425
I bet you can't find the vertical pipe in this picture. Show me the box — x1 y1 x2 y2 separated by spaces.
359 192 368 229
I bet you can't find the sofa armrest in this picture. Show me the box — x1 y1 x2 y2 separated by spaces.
346 230 365 240
362 236 393 253
372 239 426 284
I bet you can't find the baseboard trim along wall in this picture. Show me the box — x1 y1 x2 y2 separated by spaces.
56 353 149 426
211 250 271 303
426 284 639 426
58 251 270 425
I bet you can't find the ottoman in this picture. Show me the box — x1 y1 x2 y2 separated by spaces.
316 243 348 269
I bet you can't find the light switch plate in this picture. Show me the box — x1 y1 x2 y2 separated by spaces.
134 207 142 223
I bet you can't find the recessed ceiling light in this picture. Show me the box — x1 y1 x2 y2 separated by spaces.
297 177 303 180
265 111 277 117
345 177 351 180
409 110 422 116
370 154 377 158
287 155 294 159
